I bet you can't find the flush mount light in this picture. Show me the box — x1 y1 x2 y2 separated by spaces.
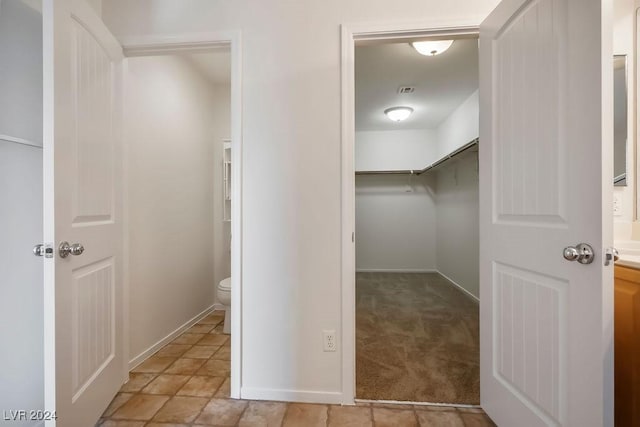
411 40 454 56
384 106 413 122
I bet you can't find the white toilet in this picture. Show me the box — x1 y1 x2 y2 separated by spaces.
217 277 231 334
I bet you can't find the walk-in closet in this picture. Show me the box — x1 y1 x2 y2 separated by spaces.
355 37 480 405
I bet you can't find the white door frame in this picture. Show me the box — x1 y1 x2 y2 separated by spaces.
119 31 244 399
340 20 482 404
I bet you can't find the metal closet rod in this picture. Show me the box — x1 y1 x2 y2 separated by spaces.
355 137 479 176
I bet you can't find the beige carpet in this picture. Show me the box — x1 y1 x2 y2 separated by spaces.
356 272 480 404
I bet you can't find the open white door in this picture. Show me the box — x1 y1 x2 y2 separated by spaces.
479 0 613 426
42 0 125 425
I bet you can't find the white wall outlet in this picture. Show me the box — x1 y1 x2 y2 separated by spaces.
323 330 337 352
613 193 622 216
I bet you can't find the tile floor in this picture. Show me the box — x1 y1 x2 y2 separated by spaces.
98 311 495 426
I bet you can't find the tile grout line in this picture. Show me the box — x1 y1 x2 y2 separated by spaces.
234 399 252 426
324 404 330 427
369 404 374 426
280 402 291 427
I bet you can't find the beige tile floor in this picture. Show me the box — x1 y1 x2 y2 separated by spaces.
98 311 495 426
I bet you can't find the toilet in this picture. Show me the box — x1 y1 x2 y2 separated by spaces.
217 277 231 334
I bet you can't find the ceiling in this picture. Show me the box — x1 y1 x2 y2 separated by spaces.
183 50 231 85
355 38 478 131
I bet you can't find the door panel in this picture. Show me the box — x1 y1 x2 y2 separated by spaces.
494 0 566 224
71 18 115 225
479 0 613 425
71 258 115 402
493 263 567 424
43 0 124 425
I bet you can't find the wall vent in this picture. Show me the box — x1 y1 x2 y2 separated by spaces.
398 86 415 94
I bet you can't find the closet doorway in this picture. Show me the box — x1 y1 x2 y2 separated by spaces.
343 3 616 424
352 35 480 405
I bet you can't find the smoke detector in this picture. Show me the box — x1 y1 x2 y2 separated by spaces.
398 86 415 94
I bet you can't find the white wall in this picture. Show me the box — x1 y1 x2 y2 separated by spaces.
102 0 501 401
435 90 479 159
435 154 479 298
212 83 232 291
355 175 437 271
0 0 44 424
355 129 437 171
126 54 219 361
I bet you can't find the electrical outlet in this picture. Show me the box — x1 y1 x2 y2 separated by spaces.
323 330 337 352
613 193 622 216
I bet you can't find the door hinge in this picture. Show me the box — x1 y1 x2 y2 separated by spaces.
352 232 355 243
33 243 54 258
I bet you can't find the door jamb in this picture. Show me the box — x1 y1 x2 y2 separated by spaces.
340 20 480 404
120 31 244 399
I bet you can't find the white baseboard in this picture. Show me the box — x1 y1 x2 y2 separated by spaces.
212 302 226 311
356 268 437 273
241 387 343 405
128 304 224 370
436 271 479 302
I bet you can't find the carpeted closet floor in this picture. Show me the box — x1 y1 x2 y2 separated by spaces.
356 272 480 404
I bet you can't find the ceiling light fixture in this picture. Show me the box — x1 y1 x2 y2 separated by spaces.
411 40 454 56
384 106 413 122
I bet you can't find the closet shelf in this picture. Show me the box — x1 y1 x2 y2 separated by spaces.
355 137 478 176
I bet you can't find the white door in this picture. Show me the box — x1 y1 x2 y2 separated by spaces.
479 0 613 426
43 0 125 425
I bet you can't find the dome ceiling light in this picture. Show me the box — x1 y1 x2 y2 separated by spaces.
384 106 414 122
411 40 454 56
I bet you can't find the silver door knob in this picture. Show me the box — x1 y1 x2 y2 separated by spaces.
59 241 84 258
563 243 594 264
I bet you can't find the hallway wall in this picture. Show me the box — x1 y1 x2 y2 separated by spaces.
126 54 220 364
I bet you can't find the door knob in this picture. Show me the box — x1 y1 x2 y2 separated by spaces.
59 241 84 258
563 243 594 264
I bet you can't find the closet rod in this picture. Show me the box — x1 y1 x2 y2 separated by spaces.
355 137 478 176
355 169 418 175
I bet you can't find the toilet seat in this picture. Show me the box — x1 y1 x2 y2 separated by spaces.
218 277 231 291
